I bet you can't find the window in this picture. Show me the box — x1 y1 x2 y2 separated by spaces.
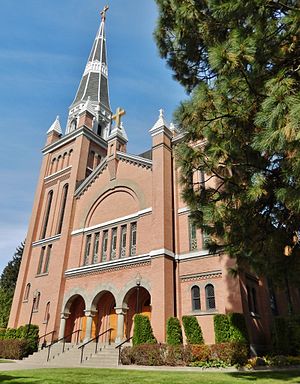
33 292 41 312
43 245 52 274
92 232 100 264
83 235 92 265
130 222 137 256
57 184 68 234
120 225 127 258
205 284 216 310
24 283 31 301
101 230 108 262
37 247 46 275
41 190 53 239
247 285 258 314
189 217 197 251
44 302 50 323
111 228 117 260
191 285 201 310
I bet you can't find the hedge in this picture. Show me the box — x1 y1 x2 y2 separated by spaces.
120 342 248 367
214 313 248 343
272 316 300 355
0 324 39 358
182 316 204 344
0 339 33 359
132 314 156 345
166 317 183 345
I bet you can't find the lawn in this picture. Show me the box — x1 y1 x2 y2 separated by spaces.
0 368 300 384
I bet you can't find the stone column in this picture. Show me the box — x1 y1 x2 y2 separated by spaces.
84 310 97 342
115 307 127 344
58 312 70 341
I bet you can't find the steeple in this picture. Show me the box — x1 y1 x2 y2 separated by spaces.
66 6 112 137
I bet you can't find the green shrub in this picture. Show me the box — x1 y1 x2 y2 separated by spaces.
132 315 156 346
272 316 300 355
0 328 6 340
182 316 204 344
0 339 31 359
214 313 248 343
0 324 39 356
4 328 17 339
166 317 183 345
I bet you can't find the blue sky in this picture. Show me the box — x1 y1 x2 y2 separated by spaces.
0 1 187 273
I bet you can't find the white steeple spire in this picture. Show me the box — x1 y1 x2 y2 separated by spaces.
47 116 62 135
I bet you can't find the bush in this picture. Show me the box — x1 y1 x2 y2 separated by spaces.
132 315 156 346
121 344 165 366
214 313 248 343
0 328 6 340
272 316 300 356
166 317 183 345
0 339 31 359
182 316 204 344
210 342 249 366
0 324 39 357
120 341 248 367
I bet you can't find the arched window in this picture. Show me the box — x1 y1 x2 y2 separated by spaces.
44 302 50 323
205 284 216 310
33 292 41 312
41 190 53 239
24 283 31 301
191 285 201 310
50 158 56 174
57 184 69 234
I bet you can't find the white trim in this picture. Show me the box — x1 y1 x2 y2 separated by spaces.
71 208 152 236
32 234 61 247
149 248 175 258
43 127 107 155
149 126 173 139
117 152 152 168
175 249 216 261
178 207 190 215
44 166 72 181
75 158 107 197
65 253 151 277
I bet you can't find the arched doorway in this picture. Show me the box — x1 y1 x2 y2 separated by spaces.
64 295 86 342
123 287 151 339
91 291 117 343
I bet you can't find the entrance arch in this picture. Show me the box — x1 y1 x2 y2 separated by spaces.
123 287 151 339
91 291 117 342
64 294 86 342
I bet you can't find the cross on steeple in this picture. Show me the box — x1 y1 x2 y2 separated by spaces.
112 107 126 127
100 5 109 21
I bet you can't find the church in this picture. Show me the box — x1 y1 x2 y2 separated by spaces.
9 6 288 350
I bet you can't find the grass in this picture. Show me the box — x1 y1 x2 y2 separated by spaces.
0 368 300 384
0 360 14 364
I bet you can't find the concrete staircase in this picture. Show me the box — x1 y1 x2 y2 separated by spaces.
20 342 119 368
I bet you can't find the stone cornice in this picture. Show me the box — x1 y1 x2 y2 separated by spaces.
65 254 151 278
44 166 72 182
42 127 108 155
117 152 152 169
32 234 61 248
180 270 222 282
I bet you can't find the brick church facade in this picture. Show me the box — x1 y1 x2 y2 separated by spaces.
9 8 294 350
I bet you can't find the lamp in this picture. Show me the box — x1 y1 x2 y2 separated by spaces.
135 273 142 314
26 289 39 338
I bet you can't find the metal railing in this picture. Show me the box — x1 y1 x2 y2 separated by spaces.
78 328 113 364
115 336 132 365
45 329 82 362
38 330 56 348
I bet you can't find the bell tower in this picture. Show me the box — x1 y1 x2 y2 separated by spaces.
66 5 112 139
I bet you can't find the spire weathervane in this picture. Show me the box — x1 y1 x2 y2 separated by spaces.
100 5 109 21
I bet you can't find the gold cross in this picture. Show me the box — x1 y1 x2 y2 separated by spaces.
112 107 126 127
100 5 109 21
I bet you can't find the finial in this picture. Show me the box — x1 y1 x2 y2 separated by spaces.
159 108 164 118
100 5 109 21
56 115 60 121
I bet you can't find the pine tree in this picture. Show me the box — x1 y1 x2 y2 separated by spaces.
0 242 24 327
155 0 300 286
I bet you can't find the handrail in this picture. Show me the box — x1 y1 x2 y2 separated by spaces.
39 330 56 348
78 328 113 364
115 336 132 365
45 329 82 362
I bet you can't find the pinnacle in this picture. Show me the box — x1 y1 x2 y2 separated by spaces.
47 116 62 135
